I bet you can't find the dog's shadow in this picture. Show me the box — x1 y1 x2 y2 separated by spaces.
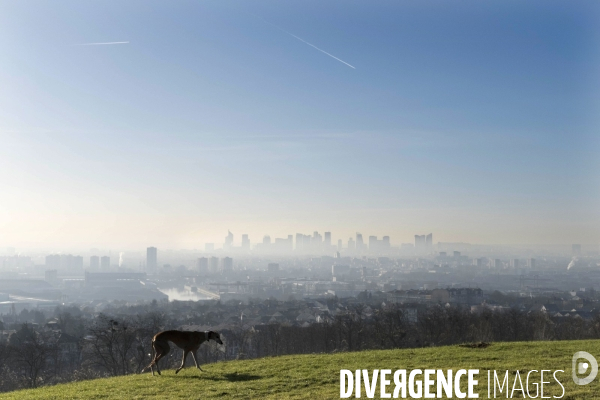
167 372 261 382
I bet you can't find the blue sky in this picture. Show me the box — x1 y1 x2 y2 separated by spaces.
1 1 599 250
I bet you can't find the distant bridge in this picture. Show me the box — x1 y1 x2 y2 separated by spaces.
195 287 220 300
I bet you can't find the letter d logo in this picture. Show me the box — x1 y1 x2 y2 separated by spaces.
572 351 598 385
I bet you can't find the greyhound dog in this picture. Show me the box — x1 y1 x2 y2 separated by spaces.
141 330 223 375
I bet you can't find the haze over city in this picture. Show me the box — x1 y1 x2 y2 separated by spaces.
1 0 599 251
3 2 600 396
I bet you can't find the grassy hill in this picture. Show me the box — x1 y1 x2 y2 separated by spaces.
4 340 600 399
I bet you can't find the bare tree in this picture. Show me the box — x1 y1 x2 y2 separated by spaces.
82 315 138 376
7 324 56 388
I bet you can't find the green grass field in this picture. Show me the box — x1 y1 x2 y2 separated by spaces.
4 340 600 399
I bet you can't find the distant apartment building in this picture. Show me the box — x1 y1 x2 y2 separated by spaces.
197 257 208 273
45 269 58 281
221 257 233 272
400 243 414 252
72 255 84 270
209 256 219 273
347 237 355 251
369 236 378 251
146 247 157 272
46 254 60 269
425 233 433 250
295 233 313 252
369 235 391 253
100 256 110 270
356 233 364 252
241 234 250 250
90 256 100 269
383 236 390 248
45 254 83 271
324 232 332 247
415 233 433 253
312 232 323 247
415 235 426 252
274 236 293 252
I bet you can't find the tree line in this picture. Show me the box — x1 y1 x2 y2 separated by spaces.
1 300 599 393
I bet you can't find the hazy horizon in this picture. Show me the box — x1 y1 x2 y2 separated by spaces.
2 1 599 250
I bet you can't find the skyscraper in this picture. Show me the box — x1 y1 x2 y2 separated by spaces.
224 230 233 249
324 232 331 247
295 233 302 251
324 232 332 247
369 236 378 252
356 233 364 252
415 235 426 252
425 233 433 251
312 231 322 245
146 247 157 272
90 256 100 270
241 234 250 250
100 256 110 270
382 236 390 250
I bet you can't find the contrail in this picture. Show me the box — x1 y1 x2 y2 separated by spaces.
251 13 355 69
74 41 130 46
281 30 355 69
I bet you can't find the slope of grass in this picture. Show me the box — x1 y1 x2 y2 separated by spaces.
4 340 600 399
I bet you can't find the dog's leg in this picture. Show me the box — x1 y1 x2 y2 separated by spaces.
191 350 203 372
143 361 155 376
151 342 156 376
153 341 169 376
175 350 189 374
142 342 156 375
141 362 154 375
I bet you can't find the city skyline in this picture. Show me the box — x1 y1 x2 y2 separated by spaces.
4 228 598 256
1 1 599 249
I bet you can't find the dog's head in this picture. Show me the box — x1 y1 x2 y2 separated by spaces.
208 331 223 345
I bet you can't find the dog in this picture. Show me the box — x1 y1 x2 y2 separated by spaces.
141 330 223 375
